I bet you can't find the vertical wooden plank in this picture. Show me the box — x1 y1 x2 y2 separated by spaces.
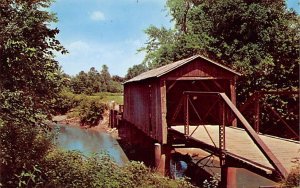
148 84 152 134
230 77 237 127
160 79 167 144
156 82 161 141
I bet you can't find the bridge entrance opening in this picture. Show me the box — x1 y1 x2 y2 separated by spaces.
166 79 231 127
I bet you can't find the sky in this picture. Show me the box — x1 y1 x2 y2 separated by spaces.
51 0 172 77
51 0 299 77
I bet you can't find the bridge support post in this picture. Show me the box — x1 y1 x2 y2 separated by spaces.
154 143 170 176
219 100 236 188
221 166 237 188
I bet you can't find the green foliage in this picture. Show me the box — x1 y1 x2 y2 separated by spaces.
4 148 195 188
50 89 75 115
70 66 123 94
95 92 124 105
52 90 125 126
125 63 148 80
137 0 299 134
137 26 181 69
0 0 65 187
0 0 66 106
77 98 107 126
0 122 54 187
38 149 195 188
52 89 124 124
139 0 299 82
202 174 220 188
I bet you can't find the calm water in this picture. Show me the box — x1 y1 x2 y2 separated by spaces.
53 124 278 187
53 124 128 165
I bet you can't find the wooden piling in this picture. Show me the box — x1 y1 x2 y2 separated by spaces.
221 166 237 188
154 143 167 175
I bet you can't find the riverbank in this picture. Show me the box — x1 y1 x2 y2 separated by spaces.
52 111 119 139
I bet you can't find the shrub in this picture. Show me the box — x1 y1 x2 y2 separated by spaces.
77 98 107 126
38 149 195 188
51 89 76 115
0 123 54 188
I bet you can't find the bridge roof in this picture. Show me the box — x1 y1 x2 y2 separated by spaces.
125 55 241 83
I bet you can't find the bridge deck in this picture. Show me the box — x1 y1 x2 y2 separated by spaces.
171 125 300 174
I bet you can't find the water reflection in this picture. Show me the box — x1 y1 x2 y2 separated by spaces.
171 149 278 187
53 124 128 165
170 160 188 179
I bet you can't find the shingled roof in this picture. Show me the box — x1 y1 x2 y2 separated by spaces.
125 55 241 83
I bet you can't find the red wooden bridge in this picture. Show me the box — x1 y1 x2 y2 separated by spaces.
120 55 299 187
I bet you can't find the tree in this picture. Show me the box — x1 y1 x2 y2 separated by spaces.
125 63 148 80
112 75 125 83
0 0 67 118
87 67 101 93
139 0 299 95
138 0 299 137
142 0 299 92
0 0 66 186
99 64 111 92
68 65 123 94
71 71 89 94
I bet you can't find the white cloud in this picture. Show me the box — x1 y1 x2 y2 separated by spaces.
56 37 146 77
67 40 90 52
90 11 105 21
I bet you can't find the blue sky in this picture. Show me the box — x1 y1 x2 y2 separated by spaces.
51 0 299 77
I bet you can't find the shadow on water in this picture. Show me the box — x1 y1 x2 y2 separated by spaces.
170 150 278 188
52 124 128 165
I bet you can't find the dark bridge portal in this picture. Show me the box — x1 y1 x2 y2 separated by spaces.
166 79 231 126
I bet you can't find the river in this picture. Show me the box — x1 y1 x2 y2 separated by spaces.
53 124 128 165
53 124 278 187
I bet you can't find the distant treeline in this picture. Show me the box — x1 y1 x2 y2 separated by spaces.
62 65 125 94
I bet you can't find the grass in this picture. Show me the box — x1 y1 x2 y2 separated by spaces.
94 92 123 105
63 92 123 120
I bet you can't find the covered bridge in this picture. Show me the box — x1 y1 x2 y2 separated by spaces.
123 55 241 144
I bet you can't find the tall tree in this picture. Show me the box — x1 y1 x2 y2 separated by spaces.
87 67 101 93
138 0 299 137
99 64 111 92
0 0 66 186
139 0 299 95
71 71 89 94
125 63 148 80
0 0 66 115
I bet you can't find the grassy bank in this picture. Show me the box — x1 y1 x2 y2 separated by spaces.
52 90 123 127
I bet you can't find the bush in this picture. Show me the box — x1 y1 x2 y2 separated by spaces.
50 89 76 115
77 98 107 126
38 149 195 188
0 123 54 188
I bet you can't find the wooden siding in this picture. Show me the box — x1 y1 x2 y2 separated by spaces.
123 80 165 143
161 58 235 80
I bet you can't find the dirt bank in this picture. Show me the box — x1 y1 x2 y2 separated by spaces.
52 111 119 139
